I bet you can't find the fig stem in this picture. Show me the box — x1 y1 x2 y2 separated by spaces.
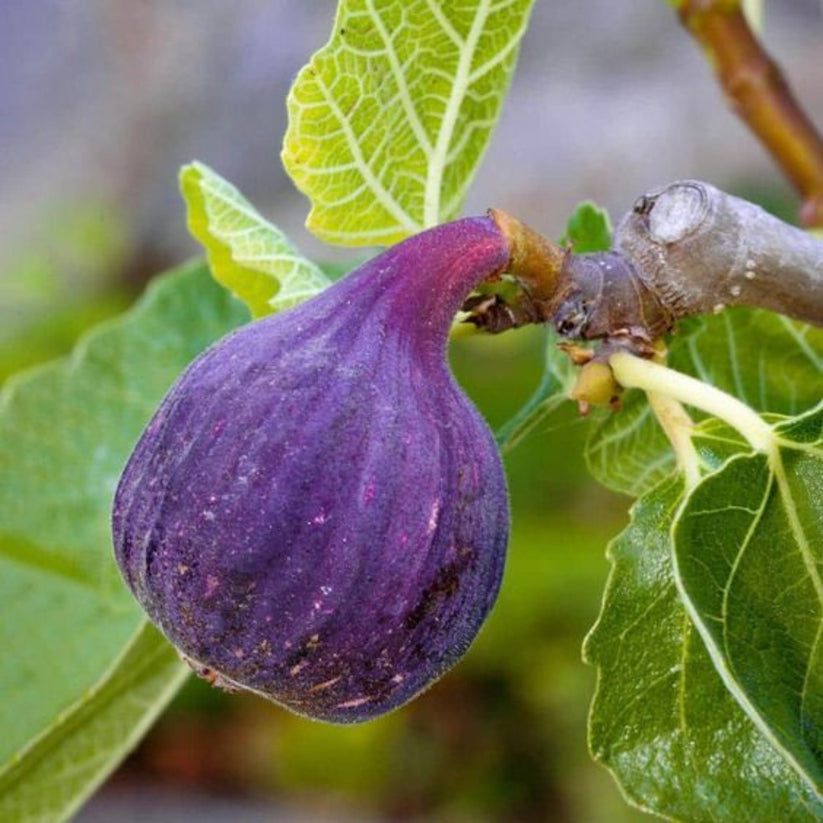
489 209 567 304
477 182 822 349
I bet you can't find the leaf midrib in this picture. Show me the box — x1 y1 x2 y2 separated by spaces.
424 0 492 227
673 444 823 796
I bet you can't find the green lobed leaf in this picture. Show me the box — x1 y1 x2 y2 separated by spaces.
584 474 823 821
282 0 535 246
673 402 823 795
585 396 673 495
0 261 247 819
180 162 331 317
586 309 823 496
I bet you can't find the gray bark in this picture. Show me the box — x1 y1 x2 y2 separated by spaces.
467 180 823 347
614 180 823 327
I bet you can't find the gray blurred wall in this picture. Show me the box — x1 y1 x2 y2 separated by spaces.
1 1 821 285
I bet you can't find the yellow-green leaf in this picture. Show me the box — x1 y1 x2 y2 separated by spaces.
743 0 764 31
180 162 331 317
282 0 535 246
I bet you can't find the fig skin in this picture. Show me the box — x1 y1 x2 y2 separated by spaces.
113 216 511 723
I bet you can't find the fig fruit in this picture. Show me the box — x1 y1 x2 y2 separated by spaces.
113 216 513 722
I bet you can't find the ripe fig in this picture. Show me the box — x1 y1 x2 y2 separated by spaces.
113 216 514 723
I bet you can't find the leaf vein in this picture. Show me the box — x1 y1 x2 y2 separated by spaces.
313 72 421 234
365 0 434 157
424 0 493 226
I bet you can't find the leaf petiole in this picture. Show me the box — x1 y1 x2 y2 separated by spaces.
644 390 702 490
609 351 774 454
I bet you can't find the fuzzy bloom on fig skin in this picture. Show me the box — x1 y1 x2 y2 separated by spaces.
112 216 512 723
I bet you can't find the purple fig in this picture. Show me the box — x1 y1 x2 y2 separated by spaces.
113 216 516 722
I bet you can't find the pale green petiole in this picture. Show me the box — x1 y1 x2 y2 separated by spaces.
609 350 775 455
644 389 702 491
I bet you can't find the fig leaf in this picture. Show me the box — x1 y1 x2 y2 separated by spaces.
585 472 823 820
282 0 535 246
560 201 613 254
180 161 331 317
673 402 823 795
0 623 187 822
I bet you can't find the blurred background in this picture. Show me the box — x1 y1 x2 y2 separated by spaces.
1 2 821 821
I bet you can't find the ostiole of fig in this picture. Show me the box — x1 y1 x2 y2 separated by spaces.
113 213 551 723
